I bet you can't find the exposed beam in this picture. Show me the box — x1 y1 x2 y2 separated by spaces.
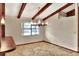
17 3 27 18
66 7 79 17
32 3 52 20
43 3 73 21
66 9 75 17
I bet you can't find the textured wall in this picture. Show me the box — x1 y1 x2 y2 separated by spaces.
45 13 78 51
5 16 45 45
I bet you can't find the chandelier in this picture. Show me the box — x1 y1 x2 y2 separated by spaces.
31 7 48 26
31 19 48 26
37 19 48 26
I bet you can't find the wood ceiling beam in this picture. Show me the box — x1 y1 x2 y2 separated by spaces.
32 3 52 20
43 3 73 21
66 9 75 17
17 3 27 18
66 7 79 17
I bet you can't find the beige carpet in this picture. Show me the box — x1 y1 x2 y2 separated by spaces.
6 42 79 56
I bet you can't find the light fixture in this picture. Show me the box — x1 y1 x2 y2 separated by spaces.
42 22 44 25
1 17 5 25
31 6 48 26
37 19 48 26
31 19 48 26
38 19 41 24
0 17 16 55
1 17 5 37
45 21 48 25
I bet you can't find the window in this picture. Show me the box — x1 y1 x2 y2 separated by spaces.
21 22 39 36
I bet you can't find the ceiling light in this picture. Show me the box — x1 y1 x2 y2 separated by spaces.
1 17 5 24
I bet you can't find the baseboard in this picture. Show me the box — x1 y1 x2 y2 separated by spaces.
17 40 44 46
43 40 79 53
16 40 79 53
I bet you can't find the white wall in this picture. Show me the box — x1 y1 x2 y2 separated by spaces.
45 13 78 51
5 16 45 45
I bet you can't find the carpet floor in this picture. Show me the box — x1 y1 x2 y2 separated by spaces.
6 42 79 56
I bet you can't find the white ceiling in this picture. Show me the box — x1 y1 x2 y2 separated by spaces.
5 3 75 20
63 4 75 13
5 3 22 17
36 3 67 19
21 3 46 18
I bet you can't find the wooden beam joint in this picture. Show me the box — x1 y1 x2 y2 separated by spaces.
17 3 26 18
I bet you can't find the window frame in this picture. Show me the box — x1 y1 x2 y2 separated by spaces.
21 22 39 36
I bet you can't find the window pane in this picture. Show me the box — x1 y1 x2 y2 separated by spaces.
23 29 31 36
24 25 31 28
23 23 31 36
32 26 39 35
32 32 36 35
32 26 36 28
24 23 31 28
22 22 39 36
36 31 39 34
32 28 36 32
23 32 31 35
36 26 39 28
24 29 31 33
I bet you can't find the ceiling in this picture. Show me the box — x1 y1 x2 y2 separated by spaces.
5 3 76 20
21 3 46 18
5 3 22 17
